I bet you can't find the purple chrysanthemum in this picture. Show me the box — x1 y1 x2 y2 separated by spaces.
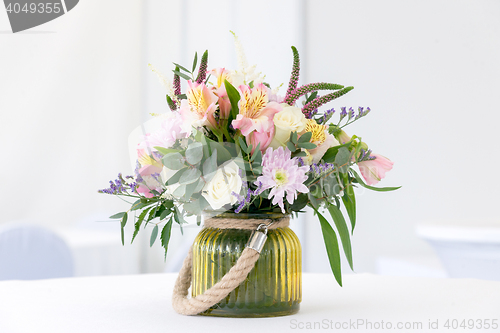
256 147 309 213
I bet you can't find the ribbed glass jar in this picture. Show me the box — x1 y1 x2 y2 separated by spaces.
191 213 302 317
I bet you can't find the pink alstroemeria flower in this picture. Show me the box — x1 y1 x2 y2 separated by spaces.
246 124 275 154
180 80 219 129
210 68 232 119
358 153 394 185
232 83 282 136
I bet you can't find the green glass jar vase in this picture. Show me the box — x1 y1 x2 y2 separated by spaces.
191 212 302 317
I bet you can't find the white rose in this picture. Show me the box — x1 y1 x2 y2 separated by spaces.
269 104 307 148
202 161 242 210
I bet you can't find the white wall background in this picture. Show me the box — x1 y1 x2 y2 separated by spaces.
1 0 499 275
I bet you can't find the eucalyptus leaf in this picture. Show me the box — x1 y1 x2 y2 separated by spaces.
202 150 218 182
297 142 317 150
185 142 203 165
286 141 297 152
209 142 232 165
326 203 354 270
298 131 312 143
162 152 185 170
166 167 187 185
238 137 248 154
172 184 186 197
184 179 201 199
150 225 159 247
183 199 201 216
334 147 350 173
313 206 342 286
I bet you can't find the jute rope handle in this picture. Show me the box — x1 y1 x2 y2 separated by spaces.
172 216 290 316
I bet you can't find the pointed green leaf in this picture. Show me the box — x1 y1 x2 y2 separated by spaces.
322 142 351 163
224 79 240 121
154 146 179 156
110 212 126 219
238 137 248 154
312 206 342 286
161 218 173 259
192 52 198 73
132 207 152 243
209 142 232 165
342 173 356 232
286 141 297 152
150 225 159 247
351 169 401 192
172 62 191 73
326 203 353 270
172 69 191 81
120 213 128 246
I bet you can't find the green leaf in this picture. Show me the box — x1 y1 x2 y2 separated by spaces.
161 218 173 259
132 207 152 243
312 206 342 286
224 79 240 121
192 51 198 73
238 137 248 154
326 203 353 270
160 209 170 220
109 212 126 219
291 131 298 144
120 213 128 246
249 144 261 162
185 142 203 165
172 62 191 73
172 184 186 197
183 199 201 216
154 146 179 156
322 142 351 163
351 169 401 192
286 141 297 152
290 193 308 211
297 142 317 150
202 150 218 182
150 225 159 247
342 173 356 232
298 131 312 143
323 173 340 196
184 179 201 199
334 147 351 173
166 167 187 185
162 152 185 170
209 142 232 165
172 69 191 81
305 91 318 105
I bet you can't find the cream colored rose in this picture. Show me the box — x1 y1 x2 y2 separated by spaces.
202 161 242 210
269 104 307 148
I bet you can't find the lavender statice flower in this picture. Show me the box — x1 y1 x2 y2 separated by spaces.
358 149 375 162
98 173 137 195
348 107 355 120
232 182 263 213
339 107 347 121
320 108 335 124
309 162 336 177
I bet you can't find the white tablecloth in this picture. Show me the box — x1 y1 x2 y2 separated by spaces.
0 273 499 333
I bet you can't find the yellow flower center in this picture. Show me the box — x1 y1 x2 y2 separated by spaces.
274 169 288 186
304 119 327 145
239 86 268 119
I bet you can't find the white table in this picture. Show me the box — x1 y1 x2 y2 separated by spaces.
0 273 499 333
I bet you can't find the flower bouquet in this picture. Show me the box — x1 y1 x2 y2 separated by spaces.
99 33 399 317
